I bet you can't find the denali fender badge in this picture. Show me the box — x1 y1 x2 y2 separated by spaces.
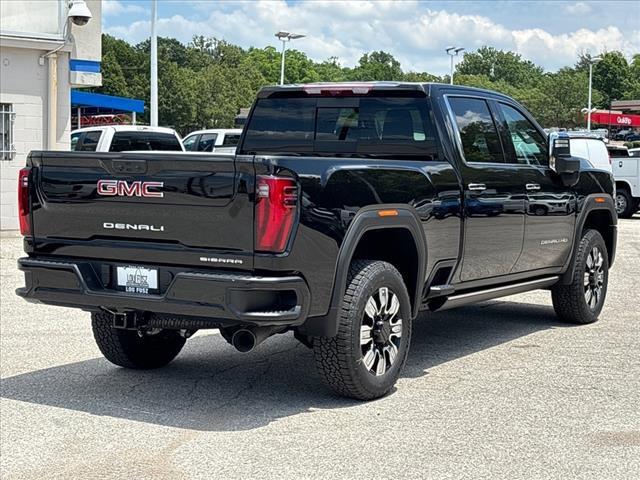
97 179 164 198
103 222 165 232
540 238 569 245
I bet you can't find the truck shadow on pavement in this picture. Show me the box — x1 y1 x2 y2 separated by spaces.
1 300 572 431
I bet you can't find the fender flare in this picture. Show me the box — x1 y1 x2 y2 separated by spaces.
560 194 617 284
300 204 427 337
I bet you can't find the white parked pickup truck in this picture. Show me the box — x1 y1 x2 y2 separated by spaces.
182 129 242 153
70 126 184 152
611 146 640 218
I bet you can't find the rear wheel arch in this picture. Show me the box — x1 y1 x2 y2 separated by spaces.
302 206 426 338
351 227 421 314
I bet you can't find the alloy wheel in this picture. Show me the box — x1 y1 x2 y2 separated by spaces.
615 193 627 215
584 246 605 310
360 287 403 376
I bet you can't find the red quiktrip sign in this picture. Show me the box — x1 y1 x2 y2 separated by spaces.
589 111 640 127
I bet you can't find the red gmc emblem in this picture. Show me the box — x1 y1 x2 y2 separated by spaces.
97 179 164 198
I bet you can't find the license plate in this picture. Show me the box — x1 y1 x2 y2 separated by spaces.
117 266 158 294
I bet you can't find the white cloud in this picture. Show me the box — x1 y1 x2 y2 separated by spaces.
102 0 145 17
565 2 593 15
104 1 640 75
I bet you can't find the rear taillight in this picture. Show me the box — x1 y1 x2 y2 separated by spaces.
255 176 297 253
18 168 31 236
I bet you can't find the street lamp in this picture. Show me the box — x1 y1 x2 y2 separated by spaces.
445 46 465 85
275 31 305 85
586 55 602 131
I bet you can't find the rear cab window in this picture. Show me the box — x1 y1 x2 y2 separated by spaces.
239 92 439 160
222 134 241 147
109 131 183 152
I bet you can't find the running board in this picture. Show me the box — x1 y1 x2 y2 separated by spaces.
434 276 560 311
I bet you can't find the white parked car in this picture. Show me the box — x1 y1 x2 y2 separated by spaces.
70 126 184 152
611 146 640 218
182 129 242 153
569 136 611 173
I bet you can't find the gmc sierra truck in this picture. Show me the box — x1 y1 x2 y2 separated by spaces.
17 83 617 400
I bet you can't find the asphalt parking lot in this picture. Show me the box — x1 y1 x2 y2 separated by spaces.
1 217 639 480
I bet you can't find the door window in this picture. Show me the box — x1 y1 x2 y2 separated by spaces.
498 103 547 166
70 132 81 151
198 133 218 152
78 130 102 151
448 97 504 163
182 134 198 151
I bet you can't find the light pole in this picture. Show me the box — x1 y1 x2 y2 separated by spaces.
150 0 158 126
587 55 602 131
275 31 305 85
445 46 465 85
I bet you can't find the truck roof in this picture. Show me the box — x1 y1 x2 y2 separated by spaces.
184 128 243 137
257 81 515 101
71 125 180 136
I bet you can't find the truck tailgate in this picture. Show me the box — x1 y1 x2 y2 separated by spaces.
28 151 255 268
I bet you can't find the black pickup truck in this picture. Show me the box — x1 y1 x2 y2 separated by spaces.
17 82 617 400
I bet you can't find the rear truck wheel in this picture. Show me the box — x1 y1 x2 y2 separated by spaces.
551 229 609 324
615 188 634 218
313 260 412 400
91 312 186 369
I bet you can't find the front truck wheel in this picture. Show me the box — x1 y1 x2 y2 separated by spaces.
313 260 412 400
551 229 609 324
91 312 186 369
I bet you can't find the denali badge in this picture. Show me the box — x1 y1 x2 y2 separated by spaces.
540 238 569 245
103 222 164 232
97 179 164 198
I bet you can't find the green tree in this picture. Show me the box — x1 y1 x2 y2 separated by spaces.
457 46 544 87
99 51 130 97
592 51 631 104
351 51 403 81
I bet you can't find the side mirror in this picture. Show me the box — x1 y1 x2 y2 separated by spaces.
548 133 580 186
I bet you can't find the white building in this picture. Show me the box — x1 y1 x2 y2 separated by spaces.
0 0 102 230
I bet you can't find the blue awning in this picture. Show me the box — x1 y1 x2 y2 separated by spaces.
71 90 145 113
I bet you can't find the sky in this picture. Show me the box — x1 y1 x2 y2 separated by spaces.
102 0 640 75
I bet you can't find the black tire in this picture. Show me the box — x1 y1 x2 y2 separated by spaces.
615 188 635 218
551 229 609 324
91 312 186 369
313 260 412 400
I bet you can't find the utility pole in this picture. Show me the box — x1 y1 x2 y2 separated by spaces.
150 0 158 126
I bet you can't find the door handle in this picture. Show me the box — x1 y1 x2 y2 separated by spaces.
468 183 486 191
526 183 541 191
